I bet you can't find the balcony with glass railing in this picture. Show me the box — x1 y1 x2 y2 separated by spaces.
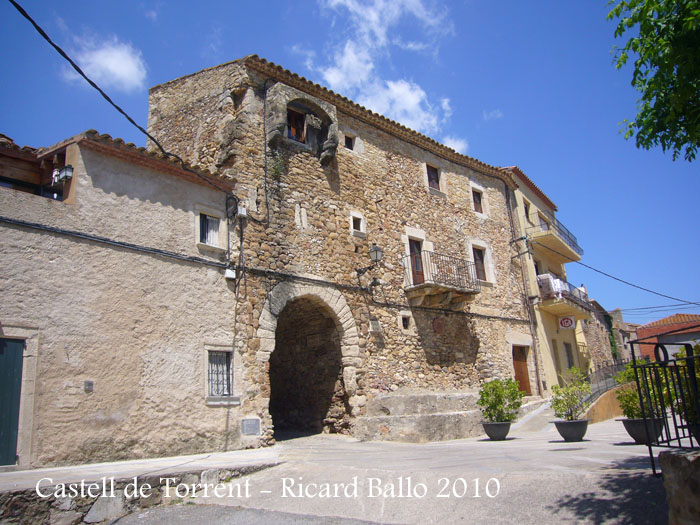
526 213 583 263
401 251 480 308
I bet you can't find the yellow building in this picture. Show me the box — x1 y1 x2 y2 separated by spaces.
504 166 593 391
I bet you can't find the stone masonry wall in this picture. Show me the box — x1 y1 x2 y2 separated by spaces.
582 309 615 368
147 60 533 440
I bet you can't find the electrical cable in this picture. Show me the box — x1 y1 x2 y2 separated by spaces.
7 0 230 195
529 240 700 308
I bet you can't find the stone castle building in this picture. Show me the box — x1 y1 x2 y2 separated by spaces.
1 55 612 468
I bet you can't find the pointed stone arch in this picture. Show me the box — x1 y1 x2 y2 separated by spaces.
256 282 361 399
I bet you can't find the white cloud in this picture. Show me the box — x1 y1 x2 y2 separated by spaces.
144 9 158 21
201 25 223 63
315 0 453 136
62 36 147 93
441 98 452 120
321 41 374 92
360 79 438 134
482 109 504 121
442 135 469 154
392 38 430 52
291 45 317 70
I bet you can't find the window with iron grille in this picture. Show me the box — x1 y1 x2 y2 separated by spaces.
199 213 220 247
208 351 231 396
426 164 440 190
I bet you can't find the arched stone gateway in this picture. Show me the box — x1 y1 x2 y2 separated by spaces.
256 282 361 435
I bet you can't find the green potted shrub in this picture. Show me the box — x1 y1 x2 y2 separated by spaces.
551 367 591 442
477 378 525 440
615 363 664 445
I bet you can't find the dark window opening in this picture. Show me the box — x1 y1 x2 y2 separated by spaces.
232 89 245 110
402 316 410 330
287 109 306 143
564 343 575 369
473 190 483 213
473 247 486 281
345 135 354 150
352 216 362 231
427 165 440 190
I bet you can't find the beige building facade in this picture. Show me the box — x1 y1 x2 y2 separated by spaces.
2 56 556 468
505 166 618 388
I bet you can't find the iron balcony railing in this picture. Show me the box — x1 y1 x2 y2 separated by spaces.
402 251 480 293
537 273 592 310
526 213 583 256
584 358 632 404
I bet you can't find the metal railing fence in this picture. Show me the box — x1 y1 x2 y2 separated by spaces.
402 251 480 293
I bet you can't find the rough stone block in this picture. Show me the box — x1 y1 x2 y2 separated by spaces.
83 490 126 523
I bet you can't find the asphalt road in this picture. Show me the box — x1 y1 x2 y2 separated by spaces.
115 408 668 524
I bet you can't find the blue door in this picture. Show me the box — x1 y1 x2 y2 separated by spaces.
0 338 24 466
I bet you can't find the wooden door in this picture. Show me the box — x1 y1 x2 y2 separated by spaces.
0 339 24 466
409 239 424 285
512 346 532 395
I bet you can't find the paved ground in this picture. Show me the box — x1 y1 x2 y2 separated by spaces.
0 448 281 492
2 406 669 524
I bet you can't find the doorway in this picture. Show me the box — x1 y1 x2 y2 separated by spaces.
512 345 532 395
268 296 347 438
1 339 24 466
409 239 424 285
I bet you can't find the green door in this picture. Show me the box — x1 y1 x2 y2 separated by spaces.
0 338 24 466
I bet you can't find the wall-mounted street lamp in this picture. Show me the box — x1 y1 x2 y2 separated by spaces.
356 243 383 276
57 165 73 181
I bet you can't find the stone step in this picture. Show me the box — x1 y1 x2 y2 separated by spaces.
364 392 479 417
354 397 548 443
354 410 484 443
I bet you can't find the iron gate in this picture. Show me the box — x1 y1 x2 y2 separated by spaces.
629 340 700 474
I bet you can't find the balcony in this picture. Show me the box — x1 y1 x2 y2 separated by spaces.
401 251 480 308
526 214 583 263
536 273 592 319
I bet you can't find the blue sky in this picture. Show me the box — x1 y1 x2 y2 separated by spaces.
2 1 698 325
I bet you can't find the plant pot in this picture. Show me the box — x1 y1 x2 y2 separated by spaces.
482 422 511 441
554 420 589 442
618 418 664 445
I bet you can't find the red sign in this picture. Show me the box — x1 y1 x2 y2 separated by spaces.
559 316 575 330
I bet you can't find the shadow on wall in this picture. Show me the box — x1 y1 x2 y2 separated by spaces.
546 457 667 523
412 311 479 367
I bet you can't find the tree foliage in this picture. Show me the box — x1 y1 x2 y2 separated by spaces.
608 0 700 161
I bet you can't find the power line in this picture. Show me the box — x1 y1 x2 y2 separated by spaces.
617 302 700 312
7 0 229 195
528 240 700 308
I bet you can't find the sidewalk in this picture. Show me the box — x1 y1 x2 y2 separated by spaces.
0 447 280 493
